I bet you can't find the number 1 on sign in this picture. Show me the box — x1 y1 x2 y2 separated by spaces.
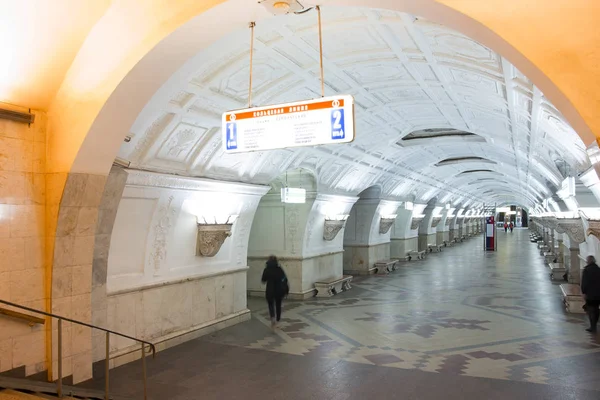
226 122 238 150
331 109 345 140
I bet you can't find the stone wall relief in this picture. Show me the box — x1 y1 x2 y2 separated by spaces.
379 217 395 234
234 200 259 265
196 223 234 257
556 218 586 245
150 195 177 276
285 204 300 255
323 219 347 241
410 217 423 230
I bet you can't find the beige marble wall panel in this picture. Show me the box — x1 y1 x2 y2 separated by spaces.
0 112 48 377
390 237 418 258
105 270 246 355
418 234 435 251
436 231 444 245
50 172 107 383
343 243 390 275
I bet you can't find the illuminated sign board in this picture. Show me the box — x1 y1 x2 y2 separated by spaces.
222 95 354 153
281 188 306 204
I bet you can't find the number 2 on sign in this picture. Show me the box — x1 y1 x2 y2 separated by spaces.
331 109 345 140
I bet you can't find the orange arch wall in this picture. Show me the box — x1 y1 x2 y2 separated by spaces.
46 0 599 175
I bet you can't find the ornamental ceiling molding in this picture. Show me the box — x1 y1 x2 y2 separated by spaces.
121 7 587 208
556 218 585 244
126 169 269 196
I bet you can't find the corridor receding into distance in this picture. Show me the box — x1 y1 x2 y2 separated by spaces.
82 231 600 399
1 1 600 399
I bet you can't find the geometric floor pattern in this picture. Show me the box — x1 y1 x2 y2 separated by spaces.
82 228 600 399
203 229 600 392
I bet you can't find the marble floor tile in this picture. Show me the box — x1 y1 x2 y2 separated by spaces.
81 229 600 399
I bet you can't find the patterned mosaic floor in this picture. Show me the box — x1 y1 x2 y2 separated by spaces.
203 229 600 393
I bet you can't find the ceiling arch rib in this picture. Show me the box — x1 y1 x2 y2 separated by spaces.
119 6 589 208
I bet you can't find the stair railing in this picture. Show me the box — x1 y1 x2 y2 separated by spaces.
0 298 156 399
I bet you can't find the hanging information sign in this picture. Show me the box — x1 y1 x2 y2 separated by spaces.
222 95 354 153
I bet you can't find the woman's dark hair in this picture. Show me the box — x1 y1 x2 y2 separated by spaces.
268 255 278 264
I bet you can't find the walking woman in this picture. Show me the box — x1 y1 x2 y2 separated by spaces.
261 255 289 330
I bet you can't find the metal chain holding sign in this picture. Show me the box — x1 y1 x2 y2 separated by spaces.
316 6 325 98
248 22 256 108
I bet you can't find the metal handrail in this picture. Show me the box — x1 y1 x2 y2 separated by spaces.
0 306 46 326
0 298 155 399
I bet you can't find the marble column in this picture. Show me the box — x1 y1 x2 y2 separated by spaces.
569 247 581 284
557 238 565 264
556 218 586 284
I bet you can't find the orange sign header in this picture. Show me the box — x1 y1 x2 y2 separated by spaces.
226 99 345 122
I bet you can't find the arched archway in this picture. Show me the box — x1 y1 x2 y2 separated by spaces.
37 0 600 383
50 0 597 179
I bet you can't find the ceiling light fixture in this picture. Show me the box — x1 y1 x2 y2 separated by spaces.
274 1 290 12
259 0 305 15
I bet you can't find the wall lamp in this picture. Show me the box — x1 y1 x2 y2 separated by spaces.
196 215 238 257
380 214 397 234
323 214 349 241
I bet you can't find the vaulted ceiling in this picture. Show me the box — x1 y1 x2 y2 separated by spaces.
118 6 589 208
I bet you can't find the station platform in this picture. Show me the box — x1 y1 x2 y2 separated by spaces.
80 229 599 399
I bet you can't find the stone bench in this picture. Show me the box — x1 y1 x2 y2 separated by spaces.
407 250 426 260
443 240 453 247
539 246 550 255
374 259 398 274
548 263 567 281
314 275 353 298
560 284 585 314
453 237 463 243
428 243 442 253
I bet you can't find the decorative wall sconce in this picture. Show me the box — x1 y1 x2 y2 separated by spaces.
580 209 600 240
323 215 349 241
196 215 238 257
380 214 397 234
410 216 424 230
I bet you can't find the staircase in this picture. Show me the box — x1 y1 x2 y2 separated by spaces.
0 299 155 400
0 376 129 399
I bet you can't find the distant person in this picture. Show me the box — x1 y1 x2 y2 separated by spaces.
509 222 514 232
504 222 508 232
581 255 600 333
261 255 289 330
